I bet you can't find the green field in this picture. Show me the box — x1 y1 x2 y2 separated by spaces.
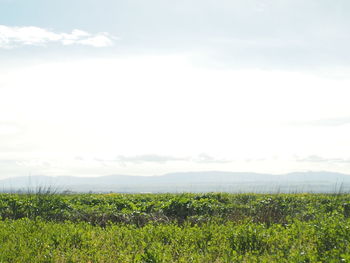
1 192 350 262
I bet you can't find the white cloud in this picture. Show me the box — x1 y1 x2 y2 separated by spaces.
296 155 350 164
2 56 350 177
114 154 188 164
0 25 114 48
92 153 232 165
288 116 350 127
194 153 232 164
0 122 22 136
76 33 113 47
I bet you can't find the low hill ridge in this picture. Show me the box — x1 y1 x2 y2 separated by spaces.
1 171 349 193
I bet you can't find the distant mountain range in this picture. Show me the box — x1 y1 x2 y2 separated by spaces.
1 171 350 193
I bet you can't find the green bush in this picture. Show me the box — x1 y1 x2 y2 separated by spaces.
1 193 350 262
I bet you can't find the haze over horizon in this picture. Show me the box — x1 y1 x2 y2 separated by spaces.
1 0 350 178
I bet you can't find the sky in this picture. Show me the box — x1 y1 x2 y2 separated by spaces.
1 0 350 178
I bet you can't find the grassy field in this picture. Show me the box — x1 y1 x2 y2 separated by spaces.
1 192 350 262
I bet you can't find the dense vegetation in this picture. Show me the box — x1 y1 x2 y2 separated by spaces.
1 192 350 262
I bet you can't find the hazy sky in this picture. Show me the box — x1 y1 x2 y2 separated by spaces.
1 0 350 178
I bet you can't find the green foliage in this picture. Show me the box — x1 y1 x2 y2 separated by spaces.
1 193 350 262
